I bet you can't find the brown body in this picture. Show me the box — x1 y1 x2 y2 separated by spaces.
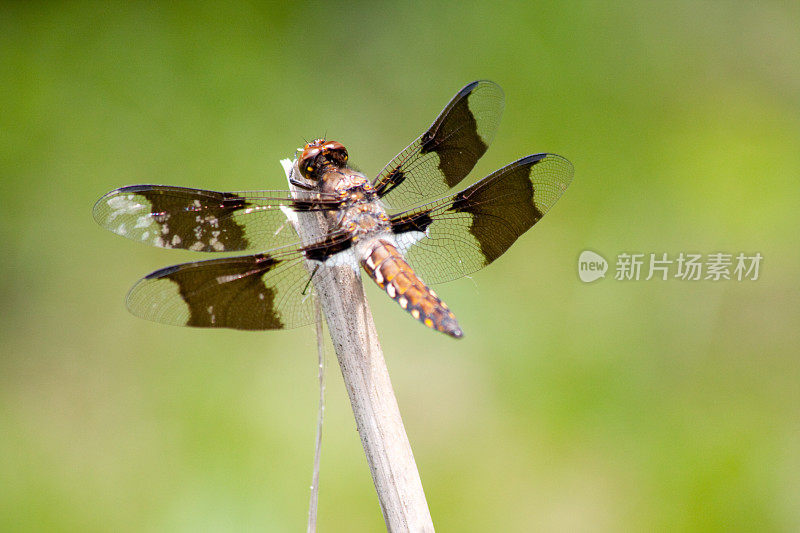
362 240 462 337
299 139 464 338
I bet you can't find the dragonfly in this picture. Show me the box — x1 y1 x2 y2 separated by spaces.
93 81 573 338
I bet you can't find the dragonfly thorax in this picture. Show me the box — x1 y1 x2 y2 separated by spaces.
342 201 390 242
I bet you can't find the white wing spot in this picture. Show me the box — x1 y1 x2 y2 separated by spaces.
134 215 154 229
209 230 224 251
106 195 146 222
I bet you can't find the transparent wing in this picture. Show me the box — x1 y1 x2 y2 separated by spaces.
93 185 343 252
373 80 504 210
390 153 573 284
126 232 356 330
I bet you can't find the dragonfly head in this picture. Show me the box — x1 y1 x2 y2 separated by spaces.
298 139 348 180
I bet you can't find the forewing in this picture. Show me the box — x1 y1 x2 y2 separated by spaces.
390 153 573 284
93 185 342 252
373 80 504 210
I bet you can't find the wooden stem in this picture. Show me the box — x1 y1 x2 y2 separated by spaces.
282 159 434 532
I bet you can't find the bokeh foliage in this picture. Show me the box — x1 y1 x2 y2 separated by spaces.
2 1 799 531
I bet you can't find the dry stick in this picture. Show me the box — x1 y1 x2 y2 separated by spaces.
282 159 434 532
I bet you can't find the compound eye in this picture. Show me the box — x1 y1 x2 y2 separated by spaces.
298 161 315 180
299 145 323 179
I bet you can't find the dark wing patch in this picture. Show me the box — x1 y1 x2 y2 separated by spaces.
303 231 354 262
126 232 356 330
390 153 573 284
373 80 504 210
130 253 286 329
93 185 343 252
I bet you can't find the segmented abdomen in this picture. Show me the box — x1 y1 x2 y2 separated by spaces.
362 239 463 338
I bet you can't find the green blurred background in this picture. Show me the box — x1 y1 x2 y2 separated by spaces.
2 2 799 531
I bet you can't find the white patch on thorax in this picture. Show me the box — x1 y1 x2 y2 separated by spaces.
326 249 358 269
312 248 359 272
394 229 427 256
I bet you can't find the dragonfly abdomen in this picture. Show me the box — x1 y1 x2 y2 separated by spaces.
362 239 463 338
